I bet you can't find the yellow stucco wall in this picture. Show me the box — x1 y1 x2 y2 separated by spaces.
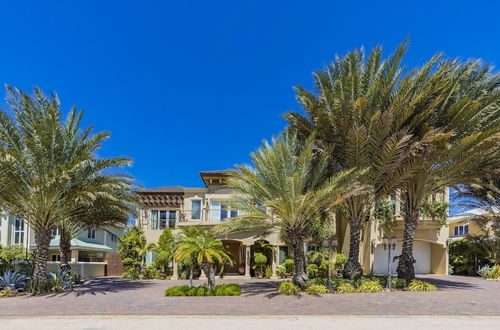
449 220 485 238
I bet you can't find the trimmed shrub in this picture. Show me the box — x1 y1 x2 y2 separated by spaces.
305 284 328 295
165 284 241 297
214 284 241 296
306 264 318 278
278 281 299 295
276 266 286 279
408 280 438 292
335 282 355 294
358 280 384 293
283 259 295 274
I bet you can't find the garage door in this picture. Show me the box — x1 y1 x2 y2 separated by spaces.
373 241 431 274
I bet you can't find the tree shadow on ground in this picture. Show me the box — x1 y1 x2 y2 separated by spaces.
42 277 155 298
416 276 479 290
240 280 307 300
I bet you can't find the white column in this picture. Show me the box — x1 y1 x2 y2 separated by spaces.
271 246 278 279
244 245 251 278
171 259 179 280
444 187 450 216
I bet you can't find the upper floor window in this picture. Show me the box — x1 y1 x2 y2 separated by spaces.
209 200 240 222
51 228 59 238
14 216 24 245
150 210 176 229
191 200 202 220
88 228 96 239
454 224 469 236
111 234 118 243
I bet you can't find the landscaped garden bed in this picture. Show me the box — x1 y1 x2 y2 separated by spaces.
165 283 241 296
277 277 437 295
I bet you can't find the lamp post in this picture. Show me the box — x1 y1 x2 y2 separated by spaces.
382 235 397 290
322 235 338 293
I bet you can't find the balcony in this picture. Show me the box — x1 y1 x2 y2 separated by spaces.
179 208 239 224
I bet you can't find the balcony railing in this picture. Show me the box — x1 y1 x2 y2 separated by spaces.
179 209 238 223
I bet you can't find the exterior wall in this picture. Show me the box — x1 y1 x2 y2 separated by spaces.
449 220 485 238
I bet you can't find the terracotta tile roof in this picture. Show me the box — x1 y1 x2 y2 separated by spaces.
139 194 184 207
199 170 233 177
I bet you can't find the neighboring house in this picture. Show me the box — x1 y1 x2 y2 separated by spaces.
0 208 124 278
137 170 450 278
448 207 498 239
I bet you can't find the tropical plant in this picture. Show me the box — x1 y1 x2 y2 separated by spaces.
391 277 407 289
174 228 233 289
265 265 273 279
48 269 74 291
358 280 384 293
477 264 500 279
306 264 319 278
334 253 347 270
0 87 133 280
0 271 27 291
153 227 175 274
118 226 154 279
214 283 242 296
373 199 397 232
305 284 328 294
278 281 300 295
0 245 26 272
449 236 498 275
174 226 202 287
407 280 437 292
283 259 295 275
335 282 356 294
284 41 422 275
217 134 367 288
164 284 241 297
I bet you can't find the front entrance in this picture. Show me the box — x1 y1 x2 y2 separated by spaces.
221 241 242 274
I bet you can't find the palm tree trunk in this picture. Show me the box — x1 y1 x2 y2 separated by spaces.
201 262 215 289
59 229 72 272
397 208 419 282
189 267 193 288
33 227 52 280
303 240 309 269
292 237 308 288
344 218 362 277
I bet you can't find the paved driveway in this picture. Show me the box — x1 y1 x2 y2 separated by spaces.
0 275 498 316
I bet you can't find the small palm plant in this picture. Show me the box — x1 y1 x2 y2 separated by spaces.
174 228 233 289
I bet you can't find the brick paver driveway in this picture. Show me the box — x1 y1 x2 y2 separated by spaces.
0 275 498 316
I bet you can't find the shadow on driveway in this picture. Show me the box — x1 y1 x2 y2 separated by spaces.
43 277 155 298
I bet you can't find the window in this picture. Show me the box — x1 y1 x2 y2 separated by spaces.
151 210 176 229
51 255 61 262
14 217 24 245
51 228 59 238
209 201 239 222
87 229 96 239
150 210 159 230
454 224 469 236
111 234 118 243
191 200 202 220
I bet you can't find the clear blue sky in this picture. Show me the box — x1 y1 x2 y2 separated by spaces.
1 1 498 210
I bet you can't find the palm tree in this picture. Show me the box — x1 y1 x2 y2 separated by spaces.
58 190 137 272
217 134 367 288
174 228 233 289
284 41 428 273
392 58 500 281
174 226 201 287
153 227 175 275
0 86 132 280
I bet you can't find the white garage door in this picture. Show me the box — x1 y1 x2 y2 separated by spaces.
373 241 431 274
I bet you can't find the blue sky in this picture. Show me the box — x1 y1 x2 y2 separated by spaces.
1 1 498 213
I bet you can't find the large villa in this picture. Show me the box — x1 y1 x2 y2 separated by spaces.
137 170 450 278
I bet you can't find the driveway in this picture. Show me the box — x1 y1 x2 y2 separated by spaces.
0 275 498 316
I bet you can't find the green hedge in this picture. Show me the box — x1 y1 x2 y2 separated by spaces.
165 284 241 297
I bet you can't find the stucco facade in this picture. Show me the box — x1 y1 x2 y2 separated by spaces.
138 170 451 278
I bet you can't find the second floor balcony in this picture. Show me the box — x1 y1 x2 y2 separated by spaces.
179 207 240 224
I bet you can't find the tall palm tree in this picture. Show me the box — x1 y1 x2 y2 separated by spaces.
284 41 432 272
174 228 232 289
217 134 367 288
0 86 132 280
393 59 500 281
